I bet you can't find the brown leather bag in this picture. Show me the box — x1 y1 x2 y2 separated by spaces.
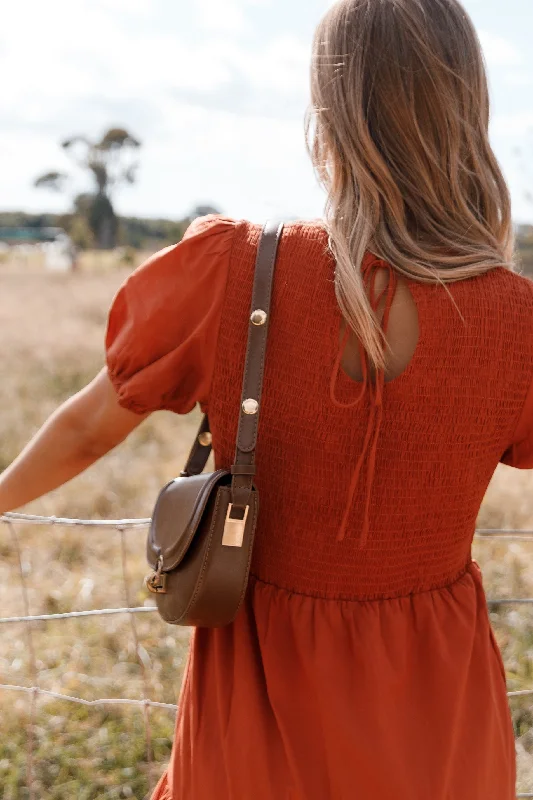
145 220 284 627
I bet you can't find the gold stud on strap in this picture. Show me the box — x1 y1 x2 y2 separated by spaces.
250 309 267 326
242 399 259 415
198 432 212 447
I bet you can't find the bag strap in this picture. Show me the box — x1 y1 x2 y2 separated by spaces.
229 219 284 516
181 220 284 482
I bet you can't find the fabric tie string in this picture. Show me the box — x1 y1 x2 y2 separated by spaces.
329 253 398 548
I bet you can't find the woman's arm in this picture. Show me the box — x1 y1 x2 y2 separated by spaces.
0 368 149 514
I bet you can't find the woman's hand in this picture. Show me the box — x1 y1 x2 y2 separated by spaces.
0 368 149 514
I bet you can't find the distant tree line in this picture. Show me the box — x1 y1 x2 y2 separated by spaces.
0 206 221 252
1 211 533 274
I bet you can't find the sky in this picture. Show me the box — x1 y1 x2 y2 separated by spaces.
1 0 533 225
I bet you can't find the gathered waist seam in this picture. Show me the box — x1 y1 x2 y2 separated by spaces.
249 558 477 605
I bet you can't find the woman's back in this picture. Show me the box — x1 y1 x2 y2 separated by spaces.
116 213 532 799
210 218 533 599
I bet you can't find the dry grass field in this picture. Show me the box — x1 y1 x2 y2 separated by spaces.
1 248 533 797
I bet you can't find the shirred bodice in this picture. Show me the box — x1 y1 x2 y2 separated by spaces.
209 220 533 600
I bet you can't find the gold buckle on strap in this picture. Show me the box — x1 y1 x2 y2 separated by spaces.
222 504 249 548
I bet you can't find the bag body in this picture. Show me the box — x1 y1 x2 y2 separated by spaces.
145 220 284 627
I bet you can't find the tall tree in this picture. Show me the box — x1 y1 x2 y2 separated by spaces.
34 128 141 249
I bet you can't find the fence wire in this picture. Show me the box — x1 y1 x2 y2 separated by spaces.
2 512 533 798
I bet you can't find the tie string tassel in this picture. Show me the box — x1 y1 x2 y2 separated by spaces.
331 254 399 548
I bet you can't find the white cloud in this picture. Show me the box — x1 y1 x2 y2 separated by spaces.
94 0 152 13
195 0 249 35
229 33 311 94
491 112 533 138
503 70 533 88
478 30 523 67
0 7 234 117
194 0 271 36
0 0 310 135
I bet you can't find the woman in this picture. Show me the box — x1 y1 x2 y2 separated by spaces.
2 0 532 797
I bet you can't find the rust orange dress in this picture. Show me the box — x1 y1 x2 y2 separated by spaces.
106 216 533 800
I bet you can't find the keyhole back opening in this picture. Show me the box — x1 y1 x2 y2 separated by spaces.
338 269 420 386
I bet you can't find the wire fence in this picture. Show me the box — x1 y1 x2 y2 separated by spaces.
2 513 533 798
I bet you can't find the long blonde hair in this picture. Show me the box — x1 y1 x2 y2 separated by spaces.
305 0 515 372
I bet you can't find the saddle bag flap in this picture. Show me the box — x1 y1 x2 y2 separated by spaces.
146 469 231 572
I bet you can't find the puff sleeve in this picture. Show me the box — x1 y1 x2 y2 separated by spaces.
106 215 235 415
500 370 533 469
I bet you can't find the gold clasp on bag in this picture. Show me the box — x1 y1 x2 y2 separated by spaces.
145 555 167 594
222 504 249 548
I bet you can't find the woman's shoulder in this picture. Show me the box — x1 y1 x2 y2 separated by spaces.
210 217 332 274
419 264 533 343
181 213 237 240
497 264 533 294
148 216 329 263
480 265 533 315
237 217 329 241
121 214 237 290
130 216 331 292
239 218 331 265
